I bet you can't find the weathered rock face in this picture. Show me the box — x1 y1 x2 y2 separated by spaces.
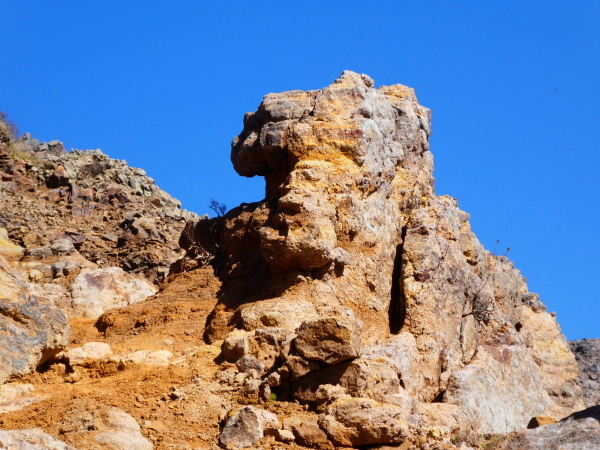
179 71 585 440
63 267 157 318
490 405 600 450
0 254 69 383
570 338 600 407
0 139 196 285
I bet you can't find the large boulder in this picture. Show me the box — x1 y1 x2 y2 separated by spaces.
219 406 278 449
318 397 409 446
570 338 600 407
0 227 23 258
58 404 153 450
0 428 77 449
64 267 157 318
0 255 69 383
294 312 363 365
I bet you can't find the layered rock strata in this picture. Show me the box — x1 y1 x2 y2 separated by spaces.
180 71 585 440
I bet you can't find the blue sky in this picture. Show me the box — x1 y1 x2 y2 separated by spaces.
2 1 599 341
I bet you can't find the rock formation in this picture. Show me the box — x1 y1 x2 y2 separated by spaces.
0 254 69 383
490 405 600 449
570 338 600 407
180 71 585 439
0 73 596 449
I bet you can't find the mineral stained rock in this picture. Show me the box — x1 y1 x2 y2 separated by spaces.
570 338 600 407
0 254 69 383
219 406 278 449
318 397 409 446
181 71 585 438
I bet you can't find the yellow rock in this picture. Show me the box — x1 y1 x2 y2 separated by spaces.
0 227 23 258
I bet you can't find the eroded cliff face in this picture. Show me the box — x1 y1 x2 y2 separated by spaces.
181 71 584 438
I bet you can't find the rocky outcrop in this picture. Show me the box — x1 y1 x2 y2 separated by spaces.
219 406 278 449
62 267 157 318
179 71 585 441
0 72 593 449
570 338 600 407
319 397 410 446
0 137 196 285
0 254 69 383
491 405 600 450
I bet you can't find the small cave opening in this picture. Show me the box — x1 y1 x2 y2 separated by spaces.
515 322 523 332
432 390 446 403
389 226 408 334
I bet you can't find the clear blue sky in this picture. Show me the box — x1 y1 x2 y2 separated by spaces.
2 1 599 341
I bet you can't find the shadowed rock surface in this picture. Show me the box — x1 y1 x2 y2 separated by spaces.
570 338 600 407
0 254 69 383
490 405 600 450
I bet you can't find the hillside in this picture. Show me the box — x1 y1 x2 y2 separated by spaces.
0 72 598 450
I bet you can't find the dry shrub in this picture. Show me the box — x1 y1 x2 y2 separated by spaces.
0 111 18 145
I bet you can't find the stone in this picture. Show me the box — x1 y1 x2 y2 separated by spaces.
94 432 153 450
222 333 251 362
66 267 157 318
0 428 77 449
185 71 584 439
0 383 46 414
570 338 600 407
518 305 585 417
47 164 70 187
265 371 281 387
0 227 23 258
294 312 363 365
294 358 412 411
241 378 261 396
492 406 600 450
0 383 35 402
444 344 550 434
417 403 460 432
360 332 423 397
109 350 172 366
219 406 278 449
238 298 319 333
274 428 295 443
0 255 70 383
287 354 324 380
64 342 113 366
314 384 351 412
318 397 409 447
235 355 265 375
58 405 152 450
283 415 334 450
143 350 172 366
50 238 75 255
